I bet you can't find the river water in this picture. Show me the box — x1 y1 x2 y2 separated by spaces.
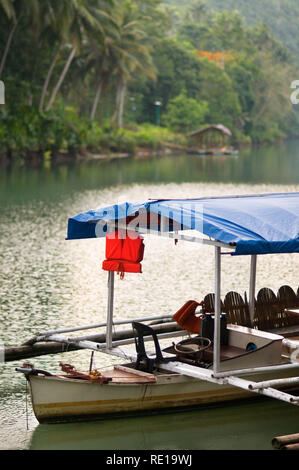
0 141 299 450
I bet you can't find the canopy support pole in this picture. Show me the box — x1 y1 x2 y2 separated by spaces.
249 255 257 326
213 246 221 374
160 215 168 233
106 271 115 350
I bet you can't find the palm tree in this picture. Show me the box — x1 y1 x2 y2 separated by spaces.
0 0 16 78
87 41 113 121
110 0 156 127
82 27 121 120
0 0 42 78
78 0 158 124
39 44 63 112
45 0 116 112
38 1 68 112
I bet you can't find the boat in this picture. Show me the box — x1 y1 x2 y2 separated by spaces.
19 325 299 424
16 192 299 424
196 147 238 156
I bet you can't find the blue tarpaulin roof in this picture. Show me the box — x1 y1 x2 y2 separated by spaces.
67 192 299 255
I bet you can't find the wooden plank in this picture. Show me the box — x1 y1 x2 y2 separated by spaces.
109 366 157 383
114 365 156 379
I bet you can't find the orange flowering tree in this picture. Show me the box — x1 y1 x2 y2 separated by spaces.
196 50 234 69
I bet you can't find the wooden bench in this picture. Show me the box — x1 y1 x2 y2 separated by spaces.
203 286 299 336
254 287 299 335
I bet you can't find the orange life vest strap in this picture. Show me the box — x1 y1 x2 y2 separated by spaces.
102 259 142 278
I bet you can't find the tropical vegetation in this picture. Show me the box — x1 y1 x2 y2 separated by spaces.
0 0 298 159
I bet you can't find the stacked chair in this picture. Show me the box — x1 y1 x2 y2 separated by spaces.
201 285 299 334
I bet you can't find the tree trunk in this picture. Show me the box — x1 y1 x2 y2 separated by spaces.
39 45 62 112
90 76 103 120
110 81 122 125
45 47 76 112
0 18 18 78
118 80 127 128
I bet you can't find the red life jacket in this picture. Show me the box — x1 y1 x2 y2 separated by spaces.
102 230 145 279
173 300 202 334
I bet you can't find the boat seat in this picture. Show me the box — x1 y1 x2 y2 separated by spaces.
255 287 290 330
132 321 176 373
203 293 225 314
224 291 251 327
277 285 299 310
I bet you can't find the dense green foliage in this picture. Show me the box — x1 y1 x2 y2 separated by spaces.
0 0 298 159
202 0 299 61
163 90 209 133
164 0 299 59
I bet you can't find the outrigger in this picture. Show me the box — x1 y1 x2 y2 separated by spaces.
16 192 299 423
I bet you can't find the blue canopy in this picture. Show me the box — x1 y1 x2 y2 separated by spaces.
67 192 299 255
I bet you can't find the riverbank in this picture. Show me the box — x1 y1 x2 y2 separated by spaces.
0 106 190 162
0 144 184 168
0 105 256 164
1 105 291 165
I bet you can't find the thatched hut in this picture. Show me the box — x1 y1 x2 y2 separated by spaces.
187 124 232 151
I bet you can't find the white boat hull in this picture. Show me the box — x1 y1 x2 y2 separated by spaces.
28 366 299 424
24 325 299 423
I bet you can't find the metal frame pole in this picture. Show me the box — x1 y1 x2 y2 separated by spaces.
249 254 257 326
106 271 115 349
160 214 168 233
213 246 221 374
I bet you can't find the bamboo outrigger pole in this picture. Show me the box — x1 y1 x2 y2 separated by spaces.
3 319 182 362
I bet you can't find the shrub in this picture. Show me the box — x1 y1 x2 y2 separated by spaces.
162 91 209 134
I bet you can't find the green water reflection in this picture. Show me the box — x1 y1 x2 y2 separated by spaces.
1 140 299 206
28 400 299 451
